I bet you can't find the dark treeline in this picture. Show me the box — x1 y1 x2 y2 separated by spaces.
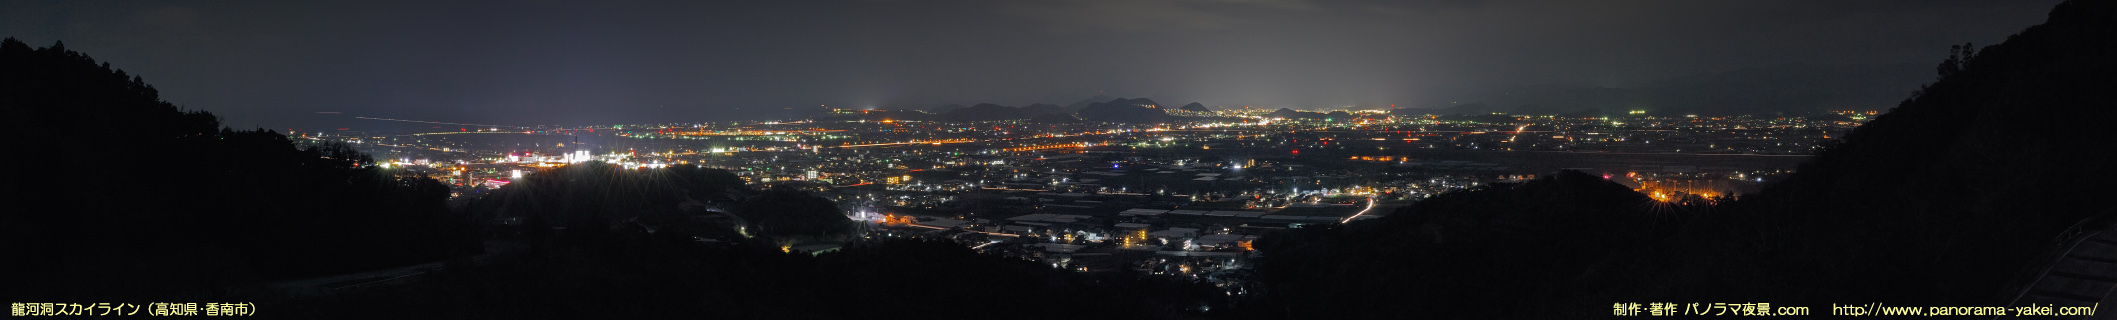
463 162 747 227
0 38 480 302
1237 0 2117 318
1250 172 1703 319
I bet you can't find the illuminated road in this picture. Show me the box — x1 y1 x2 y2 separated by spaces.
1999 216 2117 320
900 222 1023 238
263 240 526 298
1340 195 1378 224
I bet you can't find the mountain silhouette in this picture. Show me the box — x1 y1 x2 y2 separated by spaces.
1 38 480 300
1027 112 1085 124
941 103 1027 121
1063 93 1113 113
1075 98 1177 123
1178 102 1211 112
1265 108 1324 119
928 103 966 113
1019 102 1067 116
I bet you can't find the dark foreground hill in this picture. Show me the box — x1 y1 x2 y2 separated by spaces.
0 38 480 301
1241 0 2117 318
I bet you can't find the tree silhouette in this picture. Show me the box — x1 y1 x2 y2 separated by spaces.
733 186 852 240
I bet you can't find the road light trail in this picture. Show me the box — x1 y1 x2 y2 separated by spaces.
1341 195 1378 224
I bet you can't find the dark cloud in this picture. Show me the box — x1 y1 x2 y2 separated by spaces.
0 0 2060 129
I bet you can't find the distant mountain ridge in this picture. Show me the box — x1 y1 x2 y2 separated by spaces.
1019 103 1066 117
1402 63 1932 116
1075 97 1176 123
1061 94 1111 114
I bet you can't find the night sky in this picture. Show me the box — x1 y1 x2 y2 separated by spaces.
1 0 2059 129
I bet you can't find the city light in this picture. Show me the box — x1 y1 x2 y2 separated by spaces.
288 99 1836 295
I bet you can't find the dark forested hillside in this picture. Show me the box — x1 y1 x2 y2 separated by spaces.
1247 172 1706 318
463 162 857 244
464 162 747 226
1722 0 2117 304
1243 0 2117 318
0 38 480 301
1077 98 1177 123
